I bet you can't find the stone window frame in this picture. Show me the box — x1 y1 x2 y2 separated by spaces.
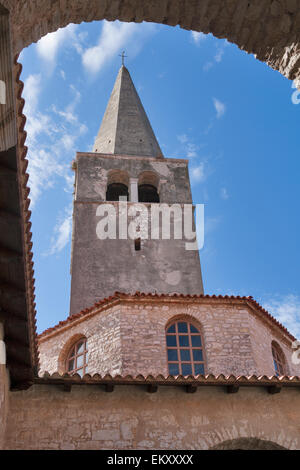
165 315 206 376
57 333 88 375
66 337 88 377
137 170 160 203
271 340 288 376
106 169 130 201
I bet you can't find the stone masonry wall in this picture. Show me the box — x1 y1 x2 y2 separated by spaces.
69 153 203 315
119 300 298 377
75 154 193 205
38 299 300 377
39 304 123 377
4 384 300 450
247 308 299 376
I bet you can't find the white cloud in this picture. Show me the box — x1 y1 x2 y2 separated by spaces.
177 134 199 158
203 41 226 71
213 97 226 119
190 162 206 183
27 148 67 204
47 205 73 255
23 74 41 115
262 294 300 339
220 187 229 200
187 143 198 158
52 84 82 125
82 21 137 74
23 78 84 207
177 134 188 144
61 134 75 151
191 31 206 45
81 20 156 75
36 24 78 66
203 61 213 72
215 47 224 63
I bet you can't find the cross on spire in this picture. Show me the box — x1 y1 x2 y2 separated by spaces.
119 50 127 66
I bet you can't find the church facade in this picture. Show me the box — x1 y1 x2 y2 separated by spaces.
1 65 300 450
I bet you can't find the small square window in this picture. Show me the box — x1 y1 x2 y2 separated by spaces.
178 322 188 333
166 336 177 347
169 363 179 375
167 325 176 333
194 363 205 375
180 349 191 361
181 363 192 376
167 349 178 361
193 349 203 362
178 335 189 347
191 335 202 347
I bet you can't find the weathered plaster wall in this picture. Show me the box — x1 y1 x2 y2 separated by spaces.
69 154 203 315
75 154 193 205
4 384 300 450
38 299 300 377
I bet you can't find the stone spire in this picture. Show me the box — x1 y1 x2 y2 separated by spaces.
93 65 163 158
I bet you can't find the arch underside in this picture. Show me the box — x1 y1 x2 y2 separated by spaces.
2 0 300 84
210 437 287 450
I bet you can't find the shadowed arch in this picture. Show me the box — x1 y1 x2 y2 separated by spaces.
138 170 160 203
106 169 130 201
210 437 287 450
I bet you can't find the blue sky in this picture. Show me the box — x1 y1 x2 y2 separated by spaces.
19 20 300 337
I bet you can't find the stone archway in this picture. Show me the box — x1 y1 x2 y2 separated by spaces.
1 0 300 389
210 437 287 450
1 0 300 85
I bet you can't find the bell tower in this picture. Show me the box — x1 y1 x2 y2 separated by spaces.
69 65 204 315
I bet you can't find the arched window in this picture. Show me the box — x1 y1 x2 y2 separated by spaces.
106 182 129 201
138 184 159 203
271 341 287 376
66 338 88 377
138 171 160 203
106 169 129 201
166 320 205 376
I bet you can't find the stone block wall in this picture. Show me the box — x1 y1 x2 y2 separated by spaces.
4 384 300 450
38 298 300 378
75 154 193 205
69 153 203 314
39 304 123 377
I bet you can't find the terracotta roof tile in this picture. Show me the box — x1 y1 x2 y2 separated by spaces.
36 372 300 388
38 291 296 342
15 56 39 368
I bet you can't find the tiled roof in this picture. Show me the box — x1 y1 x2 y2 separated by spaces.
36 372 300 393
15 57 39 367
38 291 296 342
